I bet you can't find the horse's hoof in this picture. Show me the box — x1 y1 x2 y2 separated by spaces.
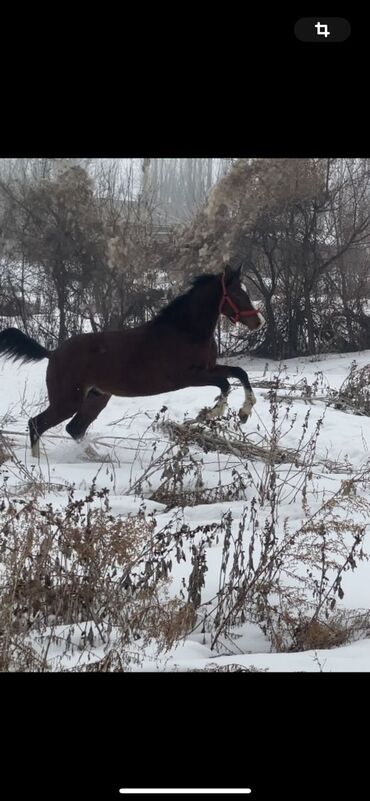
238 391 256 423
83 444 100 460
31 440 40 458
197 396 228 422
197 407 218 422
206 401 227 420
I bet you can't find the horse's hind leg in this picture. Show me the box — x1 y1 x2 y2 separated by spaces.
65 391 111 442
28 401 79 457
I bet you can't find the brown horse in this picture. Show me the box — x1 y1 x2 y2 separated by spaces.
0 265 263 456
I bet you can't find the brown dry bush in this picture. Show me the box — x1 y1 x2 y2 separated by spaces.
2 385 370 671
124 388 370 658
334 361 370 416
0 481 198 671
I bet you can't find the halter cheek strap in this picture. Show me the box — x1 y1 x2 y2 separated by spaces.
219 274 260 324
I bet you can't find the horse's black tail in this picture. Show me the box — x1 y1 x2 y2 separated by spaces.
0 328 50 365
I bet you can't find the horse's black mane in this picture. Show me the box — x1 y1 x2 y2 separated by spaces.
152 273 219 326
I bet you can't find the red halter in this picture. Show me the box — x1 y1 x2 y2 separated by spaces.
219 274 260 324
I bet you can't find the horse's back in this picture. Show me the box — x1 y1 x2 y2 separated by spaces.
46 326 219 399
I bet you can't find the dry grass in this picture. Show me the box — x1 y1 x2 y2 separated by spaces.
161 419 298 463
334 361 370 416
0 483 198 671
1 372 370 671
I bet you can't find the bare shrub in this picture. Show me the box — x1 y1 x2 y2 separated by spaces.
0 483 198 671
188 664 269 673
335 361 370 416
191 468 370 654
124 392 370 658
1 383 370 671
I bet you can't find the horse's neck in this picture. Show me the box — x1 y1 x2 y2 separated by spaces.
185 286 220 340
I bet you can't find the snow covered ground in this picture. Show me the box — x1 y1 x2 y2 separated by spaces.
1 348 370 671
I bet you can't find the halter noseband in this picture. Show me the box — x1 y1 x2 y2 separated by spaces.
219 274 260 324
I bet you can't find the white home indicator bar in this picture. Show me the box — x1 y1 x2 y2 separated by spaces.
119 791 252 796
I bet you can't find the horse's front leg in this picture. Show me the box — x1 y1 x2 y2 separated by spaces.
203 392 229 419
224 365 257 422
238 389 257 422
183 368 230 421
186 365 256 423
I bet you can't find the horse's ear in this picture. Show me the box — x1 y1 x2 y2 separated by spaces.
224 263 242 283
223 264 235 283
